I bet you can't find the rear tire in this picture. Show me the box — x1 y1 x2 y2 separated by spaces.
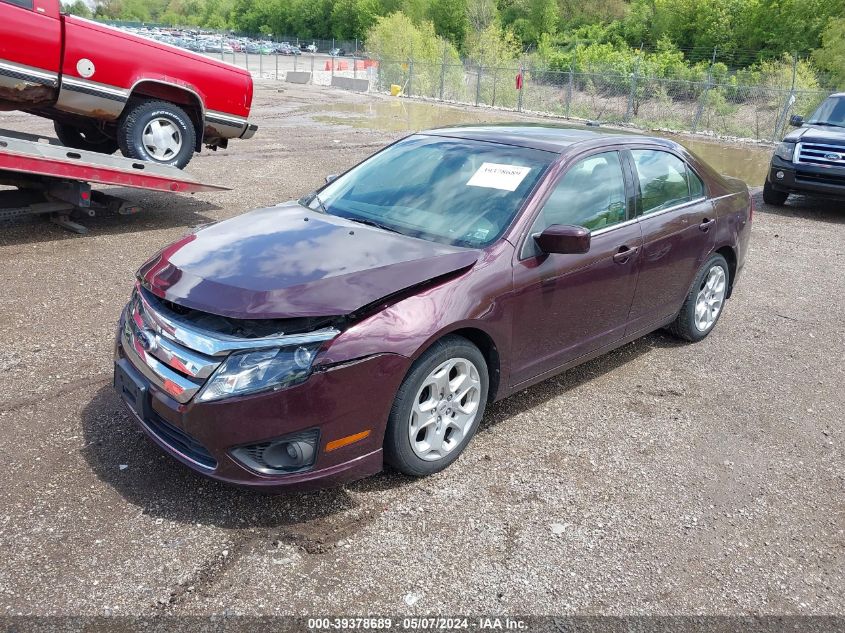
668 253 730 342
763 179 789 206
117 100 195 169
385 336 489 477
53 121 118 155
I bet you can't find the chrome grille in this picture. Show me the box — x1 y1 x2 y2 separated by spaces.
120 284 341 404
122 289 221 403
796 142 845 168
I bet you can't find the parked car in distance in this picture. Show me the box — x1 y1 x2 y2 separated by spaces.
764 93 845 205
329 48 347 57
114 124 752 491
276 43 301 55
0 0 256 168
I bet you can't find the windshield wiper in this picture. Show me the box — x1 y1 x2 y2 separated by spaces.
346 216 403 234
808 121 845 128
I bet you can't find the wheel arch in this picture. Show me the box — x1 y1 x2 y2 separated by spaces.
125 80 205 151
411 325 503 404
714 244 737 298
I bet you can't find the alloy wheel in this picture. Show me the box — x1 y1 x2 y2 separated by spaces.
408 357 482 461
694 265 726 332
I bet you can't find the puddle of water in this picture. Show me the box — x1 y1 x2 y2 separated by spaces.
309 99 513 132
667 135 771 186
307 100 772 185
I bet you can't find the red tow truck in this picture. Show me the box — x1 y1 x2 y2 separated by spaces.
0 0 257 169
0 127 227 233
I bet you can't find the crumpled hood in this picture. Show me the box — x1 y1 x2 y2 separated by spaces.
139 203 479 319
783 126 845 147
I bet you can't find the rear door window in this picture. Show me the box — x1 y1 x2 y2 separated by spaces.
1 0 34 8
631 150 698 214
687 165 705 198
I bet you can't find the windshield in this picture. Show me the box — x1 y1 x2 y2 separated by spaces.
808 96 845 127
301 135 553 248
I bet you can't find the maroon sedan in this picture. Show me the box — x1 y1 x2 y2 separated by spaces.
113 125 752 490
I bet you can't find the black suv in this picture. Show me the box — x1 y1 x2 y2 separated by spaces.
764 93 845 205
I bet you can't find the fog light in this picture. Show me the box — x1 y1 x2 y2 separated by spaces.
776 171 785 180
230 429 319 475
263 439 315 469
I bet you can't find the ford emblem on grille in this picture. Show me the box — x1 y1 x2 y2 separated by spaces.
824 152 841 161
136 329 158 353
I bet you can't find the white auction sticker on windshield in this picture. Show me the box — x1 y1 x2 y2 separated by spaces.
466 163 531 191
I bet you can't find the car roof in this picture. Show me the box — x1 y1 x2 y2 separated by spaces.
421 123 679 154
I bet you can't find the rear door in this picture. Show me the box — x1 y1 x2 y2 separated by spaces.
0 0 61 100
624 148 717 334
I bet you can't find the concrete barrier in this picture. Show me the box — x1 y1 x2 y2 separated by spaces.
286 71 312 84
330 76 369 92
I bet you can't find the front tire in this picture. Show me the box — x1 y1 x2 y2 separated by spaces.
668 253 730 342
53 121 118 155
763 179 789 206
117 100 196 169
385 336 489 477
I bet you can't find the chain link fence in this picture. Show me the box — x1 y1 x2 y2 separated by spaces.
207 47 837 142
365 58 835 142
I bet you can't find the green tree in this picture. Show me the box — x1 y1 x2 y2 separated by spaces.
332 0 384 40
428 0 467 47
527 0 558 43
366 11 462 96
367 10 458 61
466 0 496 33
399 0 428 23
464 21 521 66
813 17 845 88
63 0 92 17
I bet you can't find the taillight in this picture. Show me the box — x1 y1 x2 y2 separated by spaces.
749 195 754 222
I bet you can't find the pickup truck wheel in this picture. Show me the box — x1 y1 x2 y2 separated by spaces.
118 100 196 169
384 335 489 477
53 122 118 155
763 179 789 206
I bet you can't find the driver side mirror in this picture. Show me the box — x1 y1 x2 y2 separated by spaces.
789 114 804 127
325 174 339 184
534 224 591 255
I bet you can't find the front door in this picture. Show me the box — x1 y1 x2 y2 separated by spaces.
624 148 717 333
509 150 643 387
0 0 62 103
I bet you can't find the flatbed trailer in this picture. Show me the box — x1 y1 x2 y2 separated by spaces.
0 129 229 234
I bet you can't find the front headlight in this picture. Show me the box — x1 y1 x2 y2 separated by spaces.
774 142 795 161
197 342 323 402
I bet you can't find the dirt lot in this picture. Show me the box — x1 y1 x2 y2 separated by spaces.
0 81 842 617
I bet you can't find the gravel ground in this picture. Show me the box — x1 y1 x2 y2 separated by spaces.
0 81 842 618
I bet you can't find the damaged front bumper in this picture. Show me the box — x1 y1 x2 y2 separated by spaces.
112 290 410 491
